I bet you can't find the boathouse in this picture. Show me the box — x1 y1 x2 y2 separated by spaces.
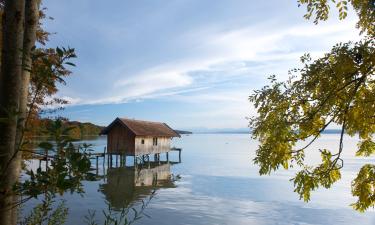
100 118 180 156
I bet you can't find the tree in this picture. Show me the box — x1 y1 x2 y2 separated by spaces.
0 1 26 224
250 0 375 211
0 1 77 224
15 0 41 170
297 0 374 35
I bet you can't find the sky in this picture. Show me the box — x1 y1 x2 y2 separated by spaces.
41 0 361 130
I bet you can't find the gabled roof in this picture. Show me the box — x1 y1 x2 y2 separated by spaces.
100 118 181 137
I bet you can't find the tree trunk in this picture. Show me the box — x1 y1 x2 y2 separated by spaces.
15 0 40 162
0 0 25 224
0 7 3 84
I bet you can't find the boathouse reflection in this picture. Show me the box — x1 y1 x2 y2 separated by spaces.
99 161 179 210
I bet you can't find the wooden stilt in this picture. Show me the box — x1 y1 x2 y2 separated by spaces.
96 156 99 175
103 154 106 177
103 150 106 168
166 152 169 162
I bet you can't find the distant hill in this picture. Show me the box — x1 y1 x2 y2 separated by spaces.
174 130 193 135
191 128 250 134
321 129 342 134
36 119 104 139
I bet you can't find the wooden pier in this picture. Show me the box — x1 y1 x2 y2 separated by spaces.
88 146 182 173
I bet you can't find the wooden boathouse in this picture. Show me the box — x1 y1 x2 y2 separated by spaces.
100 118 181 165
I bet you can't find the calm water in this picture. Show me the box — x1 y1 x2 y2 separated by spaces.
24 134 375 225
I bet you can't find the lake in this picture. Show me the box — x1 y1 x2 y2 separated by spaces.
24 134 375 225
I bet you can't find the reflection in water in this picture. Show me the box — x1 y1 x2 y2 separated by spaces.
22 135 375 225
100 161 178 210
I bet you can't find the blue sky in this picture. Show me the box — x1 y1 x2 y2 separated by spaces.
42 0 360 130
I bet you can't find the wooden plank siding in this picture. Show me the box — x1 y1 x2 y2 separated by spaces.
102 118 179 156
107 122 135 155
135 137 171 156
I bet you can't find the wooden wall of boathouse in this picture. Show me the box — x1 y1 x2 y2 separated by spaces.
107 123 172 156
134 137 171 156
107 122 135 155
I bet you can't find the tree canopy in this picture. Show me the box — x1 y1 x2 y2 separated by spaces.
298 0 374 36
250 0 375 212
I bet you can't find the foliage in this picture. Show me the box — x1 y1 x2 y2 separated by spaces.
19 193 68 225
351 164 375 212
297 0 375 36
19 45 77 160
250 0 375 211
33 118 103 140
84 191 156 225
15 119 97 206
250 38 375 210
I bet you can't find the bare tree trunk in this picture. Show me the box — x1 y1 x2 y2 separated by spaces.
0 0 25 224
15 0 40 163
9 2 41 225
0 7 3 84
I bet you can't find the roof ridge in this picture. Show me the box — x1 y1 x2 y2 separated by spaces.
119 117 164 124
101 117 180 137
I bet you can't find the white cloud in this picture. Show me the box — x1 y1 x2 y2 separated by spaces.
57 9 360 118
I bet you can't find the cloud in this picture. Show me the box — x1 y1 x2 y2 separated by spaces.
83 20 357 105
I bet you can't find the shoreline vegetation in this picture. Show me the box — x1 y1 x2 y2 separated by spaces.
35 119 344 139
34 119 194 139
35 119 105 140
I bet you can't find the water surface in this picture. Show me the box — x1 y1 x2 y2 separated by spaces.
24 134 375 225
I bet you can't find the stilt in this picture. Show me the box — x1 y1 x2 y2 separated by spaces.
96 156 99 175
179 150 181 163
96 156 99 168
103 154 106 178
124 155 127 167
108 154 110 168
103 150 106 168
166 152 169 162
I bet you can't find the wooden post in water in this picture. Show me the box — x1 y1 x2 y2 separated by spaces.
103 149 106 168
103 153 106 178
166 152 169 162
179 150 181 163
96 156 99 175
